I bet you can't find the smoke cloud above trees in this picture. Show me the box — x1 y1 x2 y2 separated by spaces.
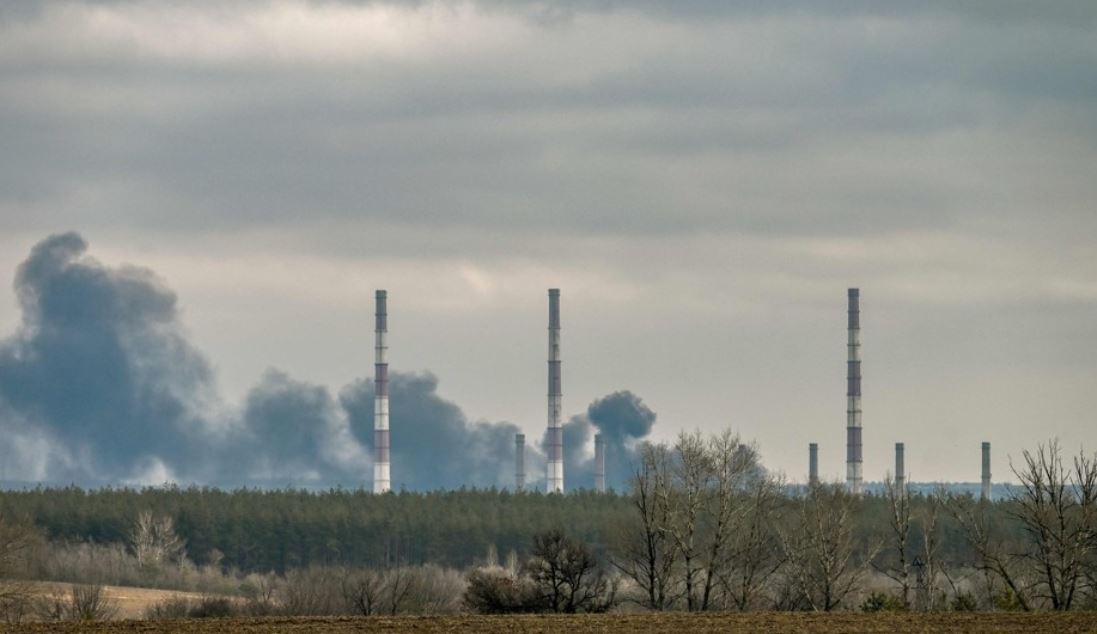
0 232 656 488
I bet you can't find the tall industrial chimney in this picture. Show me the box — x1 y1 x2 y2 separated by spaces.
808 443 819 486
546 289 564 493
373 290 390 494
515 433 526 491
895 442 906 493
594 434 606 493
846 288 863 495
981 441 991 501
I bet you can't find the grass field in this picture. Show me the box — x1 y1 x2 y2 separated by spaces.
3 613 1096 633
22 582 220 620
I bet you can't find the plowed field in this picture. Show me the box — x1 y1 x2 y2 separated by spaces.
3 613 1094 633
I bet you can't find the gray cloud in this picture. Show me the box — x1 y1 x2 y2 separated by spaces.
2 0 1095 245
0 1 1095 484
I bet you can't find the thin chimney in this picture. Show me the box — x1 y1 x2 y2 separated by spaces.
594 434 606 493
846 288 863 495
373 290 390 494
546 289 564 493
895 442 906 493
809 442 819 486
515 433 526 491
981 442 992 501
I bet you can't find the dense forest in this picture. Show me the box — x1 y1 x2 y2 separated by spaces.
0 484 995 574
0 433 1092 617
0 487 635 572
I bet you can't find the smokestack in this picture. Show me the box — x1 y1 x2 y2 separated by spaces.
809 443 819 486
981 441 991 501
546 289 564 493
846 288 863 495
594 434 606 493
895 442 906 493
515 433 526 491
373 290 390 494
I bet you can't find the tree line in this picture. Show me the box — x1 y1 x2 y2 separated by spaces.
0 434 1094 613
0 487 631 573
609 433 1096 612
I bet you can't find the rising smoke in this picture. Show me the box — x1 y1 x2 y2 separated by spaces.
554 390 656 491
0 232 657 489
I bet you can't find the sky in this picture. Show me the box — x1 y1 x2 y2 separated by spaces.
1 0 1096 487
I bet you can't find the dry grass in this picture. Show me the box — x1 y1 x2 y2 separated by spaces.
18 581 218 620
2 613 1096 633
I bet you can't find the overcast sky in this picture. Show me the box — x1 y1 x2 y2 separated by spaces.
2 0 1096 485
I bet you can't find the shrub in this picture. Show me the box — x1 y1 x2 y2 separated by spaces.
951 591 977 612
464 567 544 614
34 584 118 622
992 588 1025 611
860 592 907 612
144 595 239 619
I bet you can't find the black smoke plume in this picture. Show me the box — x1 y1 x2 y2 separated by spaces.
553 390 656 491
0 232 655 490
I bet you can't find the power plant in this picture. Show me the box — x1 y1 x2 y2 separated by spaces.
895 442 905 493
546 289 564 493
360 286 1009 495
515 433 526 491
982 441 992 500
808 443 819 486
373 290 391 494
847 288 863 495
594 434 606 493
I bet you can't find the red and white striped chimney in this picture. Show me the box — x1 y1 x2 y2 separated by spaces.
546 289 564 493
373 290 391 493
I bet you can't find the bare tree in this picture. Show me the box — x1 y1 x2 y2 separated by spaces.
406 565 465 614
613 442 678 610
1007 441 1097 610
280 566 345 615
698 431 755 610
464 566 542 613
621 430 776 611
781 483 876 611
720 474 785 610
0 515 42 623
68 584 119 621
129 511 186 572
526 529 613 613
915 491 944 611
342 568 386 616
383 566 417 615
874 472 912 606
34 584 118 622
944 490 1032 610
658 431 712 611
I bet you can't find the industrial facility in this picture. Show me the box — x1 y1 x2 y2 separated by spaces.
369 286 995 496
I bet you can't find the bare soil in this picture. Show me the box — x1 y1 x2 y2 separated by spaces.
3 613 1095 633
